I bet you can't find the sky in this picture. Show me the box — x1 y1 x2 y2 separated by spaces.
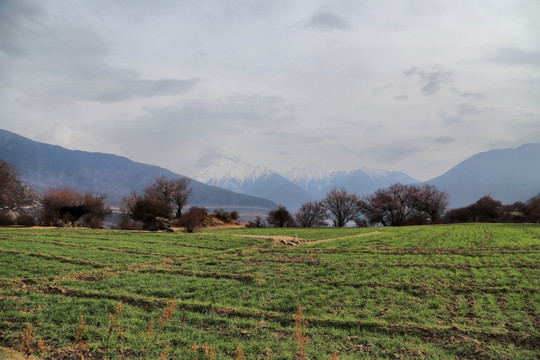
1 0 539 181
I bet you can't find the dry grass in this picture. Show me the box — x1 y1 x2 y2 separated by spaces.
74 315 88 360
293 305 310 360
141 299 176 359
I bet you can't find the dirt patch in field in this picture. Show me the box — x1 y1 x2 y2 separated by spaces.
306 231 382 244
199 231 383 246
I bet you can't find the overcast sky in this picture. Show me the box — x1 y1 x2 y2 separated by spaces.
1 0 539 181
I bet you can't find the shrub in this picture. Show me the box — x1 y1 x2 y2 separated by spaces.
177 207 207 233
0 210 14 226
119 219 142 230
15 213 35 226
132 198 172 229
81 213 104 229
213 209 240 223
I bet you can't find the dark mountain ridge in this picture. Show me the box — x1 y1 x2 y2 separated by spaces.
0 129 277 212
424 143 540 208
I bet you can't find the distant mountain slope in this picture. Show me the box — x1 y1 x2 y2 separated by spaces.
286 166 418 199
187 155 313 210
425 143 540 208
0 129 277 211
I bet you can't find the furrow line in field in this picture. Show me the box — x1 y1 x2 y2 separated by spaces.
239 256 537 269
137 267 257 282
89 236 232 250
260 246 540 256
28 284 540 350
522 295 540 329
0 237 90 248
114 266 539 295
0 248 109 268
0 235 229 251
0 261 162 287
0 237 185 257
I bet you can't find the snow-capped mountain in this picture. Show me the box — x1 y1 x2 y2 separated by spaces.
286 166 419 199
187 155 313 210
189 155 274 192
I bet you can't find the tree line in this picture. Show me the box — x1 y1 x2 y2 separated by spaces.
1 158 538 229
264 184 449 228
265 184 540 228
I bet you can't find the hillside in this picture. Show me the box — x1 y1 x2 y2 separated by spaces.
425 143 540 208
0 130 277 213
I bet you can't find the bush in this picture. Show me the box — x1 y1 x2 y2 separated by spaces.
39 189 110 227
132 198 172 228
15 213 34 226
82 213 104 229
247 215 266 228
119 219 142 230
213 208 240 223
177 207 207 233
0 210 14 226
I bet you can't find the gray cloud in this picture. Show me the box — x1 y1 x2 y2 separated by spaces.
88 78 200 103
104 94 298 148
393 94 409 101
457 103 482 117
366 141 424 163
451 88 484 100
493 48 540 66
439 103 483 125
404 66 453 95
307 10 351 31
430 136 455 145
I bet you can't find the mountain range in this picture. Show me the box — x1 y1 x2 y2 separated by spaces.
187 156 419 209
286 166 418 200
1 129 539 212
186 155 312 210
0 129 277 215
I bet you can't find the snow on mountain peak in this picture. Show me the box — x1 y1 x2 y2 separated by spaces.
188 155 275 184
359 166 390 178
285 165 329 182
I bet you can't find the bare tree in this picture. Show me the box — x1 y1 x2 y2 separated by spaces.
170 177 192 217
360 183 448 226
295 201 328 227
322 188 361 227
144 176 192 218
415 184 449 223
360 183 420 226
267 206 296 227
120 190 140 219
0 159 32 210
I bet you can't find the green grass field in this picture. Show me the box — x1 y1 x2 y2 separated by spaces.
0 224 538 359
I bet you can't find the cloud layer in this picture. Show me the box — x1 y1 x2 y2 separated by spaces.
1 0 539 181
